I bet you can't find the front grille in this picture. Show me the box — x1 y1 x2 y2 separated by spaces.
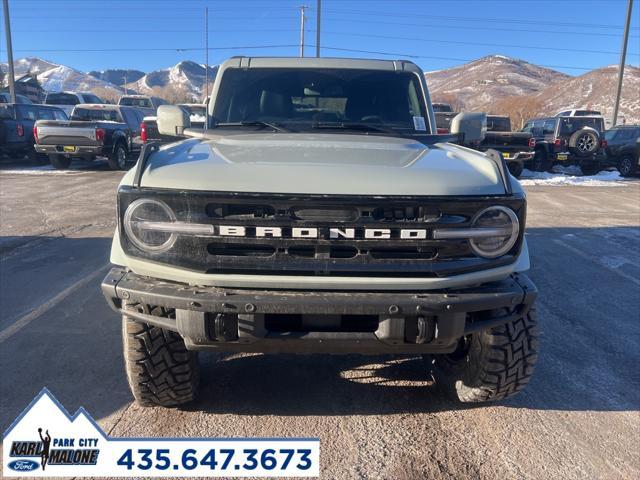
118 188 526 277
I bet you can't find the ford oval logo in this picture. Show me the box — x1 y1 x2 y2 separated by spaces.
8 459 39 471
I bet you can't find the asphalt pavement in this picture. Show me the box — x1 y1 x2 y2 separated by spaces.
0 158 639 479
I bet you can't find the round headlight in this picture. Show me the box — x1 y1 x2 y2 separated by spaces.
124 199 177 252
469 206 519 258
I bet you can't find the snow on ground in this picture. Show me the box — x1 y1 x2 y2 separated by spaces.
519 167 628 187
0 165 84 175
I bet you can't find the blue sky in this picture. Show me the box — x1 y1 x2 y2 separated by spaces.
1 0 639 76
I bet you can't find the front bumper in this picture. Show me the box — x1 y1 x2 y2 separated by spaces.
102 267 537 354
35 144 106 157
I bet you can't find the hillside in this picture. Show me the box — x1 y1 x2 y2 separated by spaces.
536 65 640 124
89 69 145 87
124 61 218 101
425 55 569 110
1 57 123 95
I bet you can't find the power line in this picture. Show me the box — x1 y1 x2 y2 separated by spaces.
8 41 608 72
13 45 300 53
315 45 606 71
323 8 640 30
321 31 639 56
322 17 640 38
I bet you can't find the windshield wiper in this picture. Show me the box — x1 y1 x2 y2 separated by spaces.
214 121 290 132
311 122 399 134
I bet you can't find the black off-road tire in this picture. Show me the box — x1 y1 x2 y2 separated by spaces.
507 161 524 178
618 156 637 177
532 149 550 172
433 308 539 403
49 154 71 169
122 310 199 407
108 142 128 170
26 148 49 165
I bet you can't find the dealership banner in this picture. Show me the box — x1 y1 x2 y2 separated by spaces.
3 389 319 477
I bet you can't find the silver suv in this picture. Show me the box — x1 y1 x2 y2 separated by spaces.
102 57 539 407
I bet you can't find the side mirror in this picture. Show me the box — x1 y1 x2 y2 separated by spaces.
450 112 487 144
157 105 190 136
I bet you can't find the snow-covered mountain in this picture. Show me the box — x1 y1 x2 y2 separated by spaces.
425 55 570 110
124 61 218 99
88 69 145 87
536 65 640 124
1 57 123 94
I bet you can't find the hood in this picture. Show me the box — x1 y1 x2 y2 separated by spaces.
126 133 509 196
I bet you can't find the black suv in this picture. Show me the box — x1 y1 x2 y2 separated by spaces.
522 116 605 173
601 125 640 177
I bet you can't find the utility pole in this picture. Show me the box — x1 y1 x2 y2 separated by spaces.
299 5 307 58
316 0 321 57
612 0 633 127
2 0 16 103
204 6 209 104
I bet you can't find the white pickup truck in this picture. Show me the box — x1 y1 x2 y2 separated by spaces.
43 91 106 117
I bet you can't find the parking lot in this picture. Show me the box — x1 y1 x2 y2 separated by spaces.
0 159 639 479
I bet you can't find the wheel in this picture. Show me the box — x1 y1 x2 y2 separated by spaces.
48 154 71 169
122 308 199 407
108 143 128 170
618 156 636 177
26 149 49 165
432 308 539 403
568 128 599 156
507 161 524 178
532 149 550 172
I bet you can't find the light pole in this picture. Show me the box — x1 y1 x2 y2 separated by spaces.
204 6 209 104
316 0 321 58
3 0 16 103
299 5 308 58
612 0 634 126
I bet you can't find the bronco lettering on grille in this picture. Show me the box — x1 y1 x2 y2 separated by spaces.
215 226 429 239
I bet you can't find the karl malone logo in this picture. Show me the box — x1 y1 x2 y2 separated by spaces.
4 388 101 474
9 427 99 471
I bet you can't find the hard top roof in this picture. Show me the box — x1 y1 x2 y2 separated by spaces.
220 56 422 73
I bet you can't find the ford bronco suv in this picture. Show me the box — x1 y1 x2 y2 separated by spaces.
101 57 539 407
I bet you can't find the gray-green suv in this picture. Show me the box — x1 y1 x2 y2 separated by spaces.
102 57 538 407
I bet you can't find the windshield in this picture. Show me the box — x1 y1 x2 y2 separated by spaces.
486 116 511 132
559 117 605 134
432 103 453 113
213 68 429 133
574 110 601 116
82 94 104 104
46 93 79 105
181 105 206 116
119 97 152 108
71 108 122 122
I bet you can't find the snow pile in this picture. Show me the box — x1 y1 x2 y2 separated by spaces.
0 165 93 175
519 168 627 186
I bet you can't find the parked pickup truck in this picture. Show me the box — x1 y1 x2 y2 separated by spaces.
102 56 538 408
44 91 105 117
0 103 68 162
34 104 146 170
476 115 534 178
